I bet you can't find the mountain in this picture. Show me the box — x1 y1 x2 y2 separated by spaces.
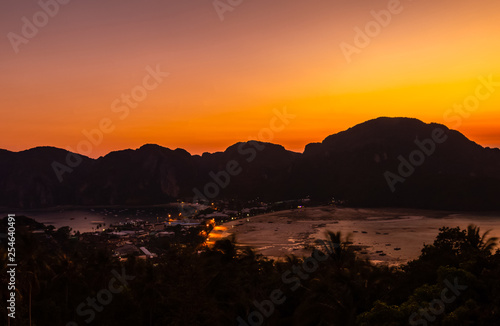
296 117 500 209
1 117 499 210
0 147 93 208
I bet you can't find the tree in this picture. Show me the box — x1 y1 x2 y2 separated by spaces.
464 224 498 253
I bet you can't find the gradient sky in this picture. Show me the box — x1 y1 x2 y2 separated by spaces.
1 0 500 157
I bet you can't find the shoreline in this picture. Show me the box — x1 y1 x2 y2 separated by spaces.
217 206 500 264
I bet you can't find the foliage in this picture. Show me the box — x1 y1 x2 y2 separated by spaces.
1 218 499 326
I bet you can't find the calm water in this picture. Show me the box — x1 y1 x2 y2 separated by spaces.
4 206 500 265
2 204 192 233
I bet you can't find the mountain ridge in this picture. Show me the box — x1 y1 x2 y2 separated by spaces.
2 117 500 210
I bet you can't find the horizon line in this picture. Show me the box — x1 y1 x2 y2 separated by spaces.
3 117 500 158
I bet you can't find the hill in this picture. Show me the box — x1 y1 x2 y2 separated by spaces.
1 117 499 209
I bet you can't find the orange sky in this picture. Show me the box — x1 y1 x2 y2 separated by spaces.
1 0 500 157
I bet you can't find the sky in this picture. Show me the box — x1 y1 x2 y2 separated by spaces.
1 0 500 157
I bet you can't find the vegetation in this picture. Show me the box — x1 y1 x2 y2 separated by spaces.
1 217 499 325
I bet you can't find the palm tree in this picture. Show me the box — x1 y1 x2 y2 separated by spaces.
318 230 354 264
465 224 498 253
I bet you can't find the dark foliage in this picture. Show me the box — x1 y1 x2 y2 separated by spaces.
1 217 499 325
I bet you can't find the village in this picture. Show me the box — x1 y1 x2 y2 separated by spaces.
53 199 313 262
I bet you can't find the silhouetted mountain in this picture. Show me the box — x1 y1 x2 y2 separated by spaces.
297 117 500 209
0 147 93 208
1 118 499 210
78 144 198 206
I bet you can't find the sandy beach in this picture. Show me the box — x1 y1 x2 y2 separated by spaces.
214 207 500 264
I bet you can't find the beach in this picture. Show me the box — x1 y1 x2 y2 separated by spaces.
217 206 500 264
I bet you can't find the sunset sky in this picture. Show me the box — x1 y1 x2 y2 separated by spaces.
1 0 500 158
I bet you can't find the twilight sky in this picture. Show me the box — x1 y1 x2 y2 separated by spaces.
1 0 500 157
